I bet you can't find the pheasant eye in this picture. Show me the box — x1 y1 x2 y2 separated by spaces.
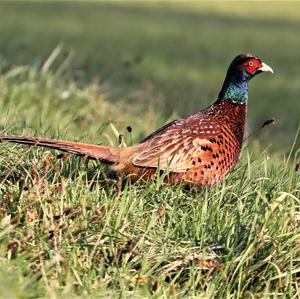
248 61 254 67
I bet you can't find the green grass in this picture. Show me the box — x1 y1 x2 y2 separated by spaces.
0 132 299 297
0 2 299 298
0 1 299 147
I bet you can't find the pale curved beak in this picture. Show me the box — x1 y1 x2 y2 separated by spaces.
258 62 274 74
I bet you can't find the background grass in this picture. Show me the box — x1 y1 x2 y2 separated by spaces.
0 1 299 298
0 1 299 147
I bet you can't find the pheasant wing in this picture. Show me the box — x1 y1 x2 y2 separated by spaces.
133 121 223 172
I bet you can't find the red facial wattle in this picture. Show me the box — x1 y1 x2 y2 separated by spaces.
243 59 262 74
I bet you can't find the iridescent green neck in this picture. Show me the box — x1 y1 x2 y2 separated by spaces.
219 71 249 105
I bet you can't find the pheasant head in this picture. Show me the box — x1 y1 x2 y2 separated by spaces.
219 54 273 104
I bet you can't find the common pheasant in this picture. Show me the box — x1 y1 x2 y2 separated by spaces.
1 54 273 187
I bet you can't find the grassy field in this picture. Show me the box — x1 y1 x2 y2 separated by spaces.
0 2 299 298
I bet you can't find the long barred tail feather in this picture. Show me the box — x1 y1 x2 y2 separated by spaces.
0 135 119 164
